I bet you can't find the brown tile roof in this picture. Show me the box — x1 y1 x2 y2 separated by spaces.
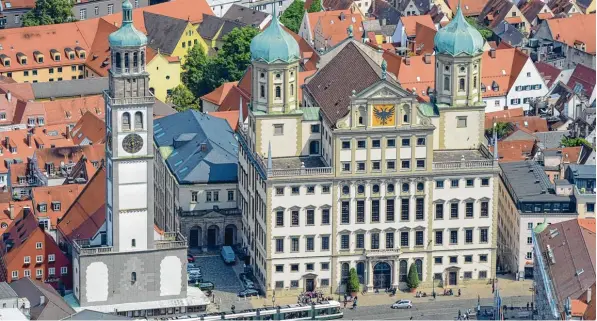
519 0 550 23
0 0 35 10
578 218 596 233
314 10 364 46
479 0 524 29
31 185 85 229
584 283 596 320
490 139 537 162
0 207 39 264
306 9 352 40
536 12 554 19
34 144 105 176
0 82 35 101
400 14 435 38
385 54 435 100
546 13 596 54
567 63 596 100
70 111 106 146
210 111 239 131
413 23 437 55
305 0 354 11
548 0 577 15
536 218 596 312
0 199 31 233
446 0 489 16
57 166 105 242
83 18 118 77
535 61 562 88
485 108 525 126
201 81 238 105
505 115 549 132
41 95 104 126
304 41 397 125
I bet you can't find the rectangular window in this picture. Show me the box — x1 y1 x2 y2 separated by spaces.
94 6 99 15
291 264 299 272
449 256 457 264
466 179 474 187
371 233 380 249
372 139 381 148
291 210 299 226
291 186 299 195
306 209 315 225
342 162 351 172
321 236 329 250
415 231 424 246
191 191 198 203
479 271 487 279
275 187 284 196
526 252 533 260
386 232 394 248
276 239 284 252
79 8 86 20
464 272 472 279
36 255 43 263
401 138 410 146
436 180 444 188
227 190 234 201
48 254 55 262
387 139 395 147
341 235 350 250
24 270 30 277
305 263 314 271
276 211 284 227
36 242 42 249
417 137 426 146
400 232 409 246
401 198 409 221
588 203 596 212
371 200 380 222
401 160 410 169
11 271 17 279
306 185 315 194
466 202 474 218
386 199 395 221
321 262 329 270
451 179 459 188
434 257 442 264
435 203 444 220
372 161 381 171
387 160 396 170
24 256 30 264
356 200 365 223
61 267 68 275
450 203 459 218
306 237 314 251
275 265 284 272
435 230 443 245
450 230 458 244
310 124 320 133
464 255 473 263
341 201 350 224
457 116 467 128
480 228 488 243
273 124 284 135
322 185 330 194
107 4 113 14
291 237 299 252
480 255 488 262
415 198 424 220
481 178 490 186
465 229 473 244
357 140 366 148
321 209 330 224
481 202 489 217
342 141 351 149
205 191 212 202
416 159 425 168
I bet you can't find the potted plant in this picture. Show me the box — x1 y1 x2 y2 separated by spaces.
407 263 420 293
347 268 360 297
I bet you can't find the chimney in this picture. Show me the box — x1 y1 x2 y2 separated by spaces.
489 48 496 58
65 126 71 140
382 18 386 26
404 56 411 65
39 296 45 305
4 136 9 148
26 133 31 147
588 287 592 304
423 53 431 64
340 12 345 21
6 90 11 102
8 203 14 219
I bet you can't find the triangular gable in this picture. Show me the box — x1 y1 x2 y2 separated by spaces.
354 79 415 100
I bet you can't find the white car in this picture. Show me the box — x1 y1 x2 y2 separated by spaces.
391 300 413 309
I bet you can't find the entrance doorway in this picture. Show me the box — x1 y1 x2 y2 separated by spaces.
449 271 458 286
224 225 236 246
189 226 201 248
373 262 392 289
306 279 315 292
207 225 219 248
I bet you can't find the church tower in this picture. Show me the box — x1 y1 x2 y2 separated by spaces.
105 0 154 252
432 4 486 150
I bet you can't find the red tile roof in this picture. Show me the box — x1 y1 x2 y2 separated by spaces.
413 23 437 55
535 61 562 88
201 81 238 105
579 218 596 233
446 0 489 16
70 111 106 146
547 13 596 54
490 139 537 162
31 185 85 229
209 111 239 131
400 15 435 38
314 9 363 47
34 144 105 177
485 108 525 126
567 63 596 99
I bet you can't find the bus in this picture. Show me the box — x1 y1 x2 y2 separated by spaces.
186 300 343 320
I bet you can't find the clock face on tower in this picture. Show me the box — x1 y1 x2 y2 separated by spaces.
122 133 143 154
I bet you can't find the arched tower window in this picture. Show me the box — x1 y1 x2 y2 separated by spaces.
358 107 366 125
122 112 131 131
443 76 450 91
140 50 145 68
134 112 143 130
275 86 281 98
260 85 265 98
459 78 465 92
290 83 294 96
124 53 130 69
402 105 410 123
133 52 138 68
115 52 121 69
415 259 423 281
131 272 137 284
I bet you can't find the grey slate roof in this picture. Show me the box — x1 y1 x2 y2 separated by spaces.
222 4 269 28
500 160 573 203
567 164 596 180
535 131 567 149
362 19 382 33
153 99 177 117
370 0 402 25
492 21 525 47
199 14 245 41
62 310 133 320
9 278 75 320
144 12 189 55
31 78 108 99
396 0 431 14
153 110 238 184
0 282 17 299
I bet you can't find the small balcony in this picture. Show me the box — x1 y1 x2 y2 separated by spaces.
155 232 187 250
73 239 113 256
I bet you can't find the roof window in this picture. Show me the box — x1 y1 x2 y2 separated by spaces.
0 55 10 67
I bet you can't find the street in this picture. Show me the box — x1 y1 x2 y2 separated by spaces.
342 295 532 320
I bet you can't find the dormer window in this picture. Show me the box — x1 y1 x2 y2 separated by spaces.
0 55 10 67
16 53 27 65
10 146 16 153
50 49 60 62
33 50 44 63
38 203 47 212
51 201 61 211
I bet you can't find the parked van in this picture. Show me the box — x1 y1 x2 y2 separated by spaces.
221 246 235 264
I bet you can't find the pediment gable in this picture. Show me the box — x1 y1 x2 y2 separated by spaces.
355 80 414 100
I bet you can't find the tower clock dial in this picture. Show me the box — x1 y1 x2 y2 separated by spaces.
122 133 143 154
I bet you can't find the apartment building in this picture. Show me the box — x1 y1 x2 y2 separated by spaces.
238 8 499 296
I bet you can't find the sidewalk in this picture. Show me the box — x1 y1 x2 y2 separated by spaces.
248 277 532 308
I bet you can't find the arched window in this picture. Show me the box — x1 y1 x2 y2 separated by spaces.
122 112 131 131
415 259 423 281
473 76 477 89
140 51 145 67
402 105 410 123
275 86 281 98
341 263 350 284
356 262 365 284
260 85 265 98
290 84 294 96
134 111 143 130
459 78 465 92
399 260 408 282
115 52 121 68
358 107 366 125
131 239 136 247
131 272 137 284
358 116 364 125
342 185 350 195
444 76 450 91
124 53 129 69
133 52 138 67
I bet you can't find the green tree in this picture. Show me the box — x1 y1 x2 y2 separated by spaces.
465 17 493 40
561 137 591 148
307 0 322 12
347 268 360 293
181 44 212 98
485 122 512 139
22 0 74 27
406 263 420 290
167 85 199 111
280 0 305 33
217 26 259 81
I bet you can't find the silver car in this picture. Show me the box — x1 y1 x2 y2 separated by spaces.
391 300 413 309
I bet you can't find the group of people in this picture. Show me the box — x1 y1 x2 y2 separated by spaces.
457 309 472 320
342 295 358 309
297 291 329 305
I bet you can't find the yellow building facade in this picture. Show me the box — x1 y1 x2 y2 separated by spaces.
147 53 181 102
170 22 208 64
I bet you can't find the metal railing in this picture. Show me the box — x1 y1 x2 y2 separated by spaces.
73 239 114 255
179 208 241 217
103 91 154 106
155 232 187 249
432 160 495 170
364 248 401 257
269 167 333 177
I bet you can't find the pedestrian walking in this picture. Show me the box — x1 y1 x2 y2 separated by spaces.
527 302 530 310
458 309 461 318
458 289 461 297
433 291 436 299
343 300 347 309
